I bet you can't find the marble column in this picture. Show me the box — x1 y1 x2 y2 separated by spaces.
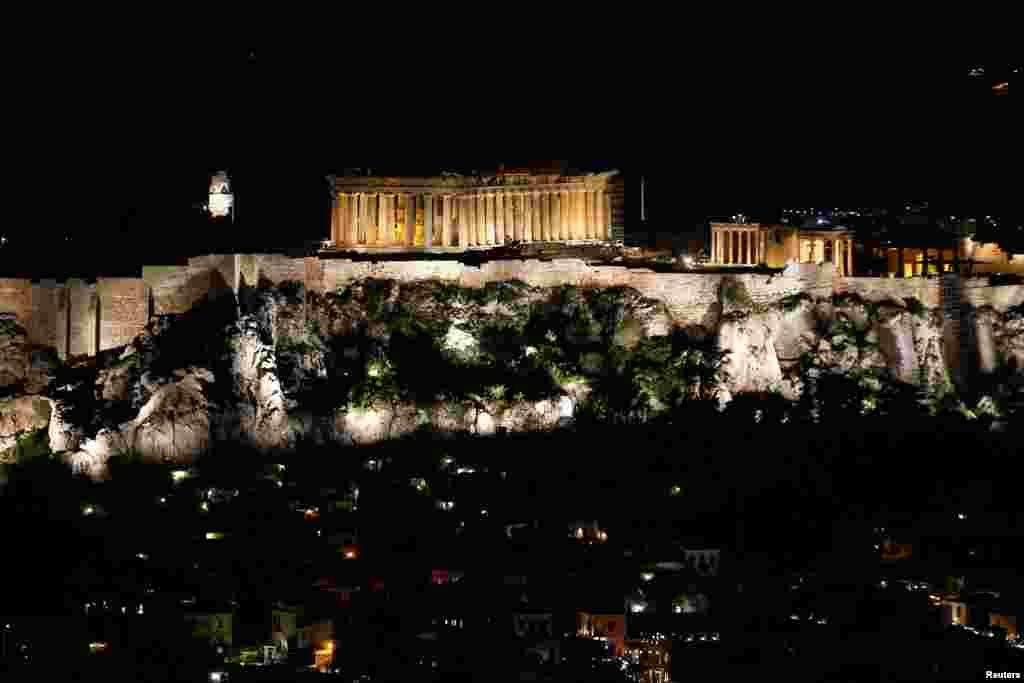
403 194 414 246
597 189 606 240
558 191 568 240
347 194 357 244
378 194 388 244
472 194 482 245
344 195 354 245
333 195 343 245
467 195 477 247
526 192 536 242
846 239 853 275
591 190 600 239
495 194 505 245
569 189 577 240
550 191 558 241
441 195 451 247
485 194 496 245
330 196 340 245
565 191 574 240
456 197 466 247
504 192 513 242
580 190 589 239
540 193 548 241
375 194 384 244
605 191 612 241
538 192 548 241
586 190 595 239
477 194 486 245
897 247 905 277
578 190 587 240
424 195 433 248
361 193 374 245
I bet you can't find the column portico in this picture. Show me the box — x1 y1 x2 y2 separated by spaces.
363 193 375 245
495 194 505 245
504 193 513 242
538 192 549 241
330 173 618 250
553 193 563 241
424 195 433 248
441 195 451 247
477 194 487 245
528 192 536 242
457 197 468 247
405 194 416 246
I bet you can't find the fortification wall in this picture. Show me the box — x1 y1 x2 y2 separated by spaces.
98 279 148 351
28 280 61 351
146 265 214 315
2 253 1021 361
67 280 97 358
0 279 32 326
259 254 306 286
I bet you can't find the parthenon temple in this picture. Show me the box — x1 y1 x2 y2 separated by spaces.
326 172 617 250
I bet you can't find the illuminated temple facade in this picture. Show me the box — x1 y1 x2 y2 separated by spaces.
326 171 618 250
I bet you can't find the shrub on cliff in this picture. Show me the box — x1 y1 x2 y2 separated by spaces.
778 292 814 313
0 318 27 338
720 278 752 307
6 427 51 463
277 279 305 305
903 297 928 319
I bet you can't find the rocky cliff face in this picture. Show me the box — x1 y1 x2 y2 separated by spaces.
1 276 1021 478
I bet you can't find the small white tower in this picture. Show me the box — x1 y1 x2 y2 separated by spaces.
208 171 235 222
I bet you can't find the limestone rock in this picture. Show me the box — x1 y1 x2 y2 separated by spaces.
718 314 783 394
442 323 480 362
0 396 52 437
47 398 82 453
0 322 58 394
769 301 817 361
126 369 213 464
219 317 293 452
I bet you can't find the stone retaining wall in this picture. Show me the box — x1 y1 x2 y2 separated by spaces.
3 254 1022 360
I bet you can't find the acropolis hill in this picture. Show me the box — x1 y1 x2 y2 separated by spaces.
1 171 1022 477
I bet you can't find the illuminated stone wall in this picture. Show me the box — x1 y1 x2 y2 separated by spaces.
0 279 32 325
2 253 1022 362
97 278 148 352
145 264 214 315
67 280 98 358
27 280 61 352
